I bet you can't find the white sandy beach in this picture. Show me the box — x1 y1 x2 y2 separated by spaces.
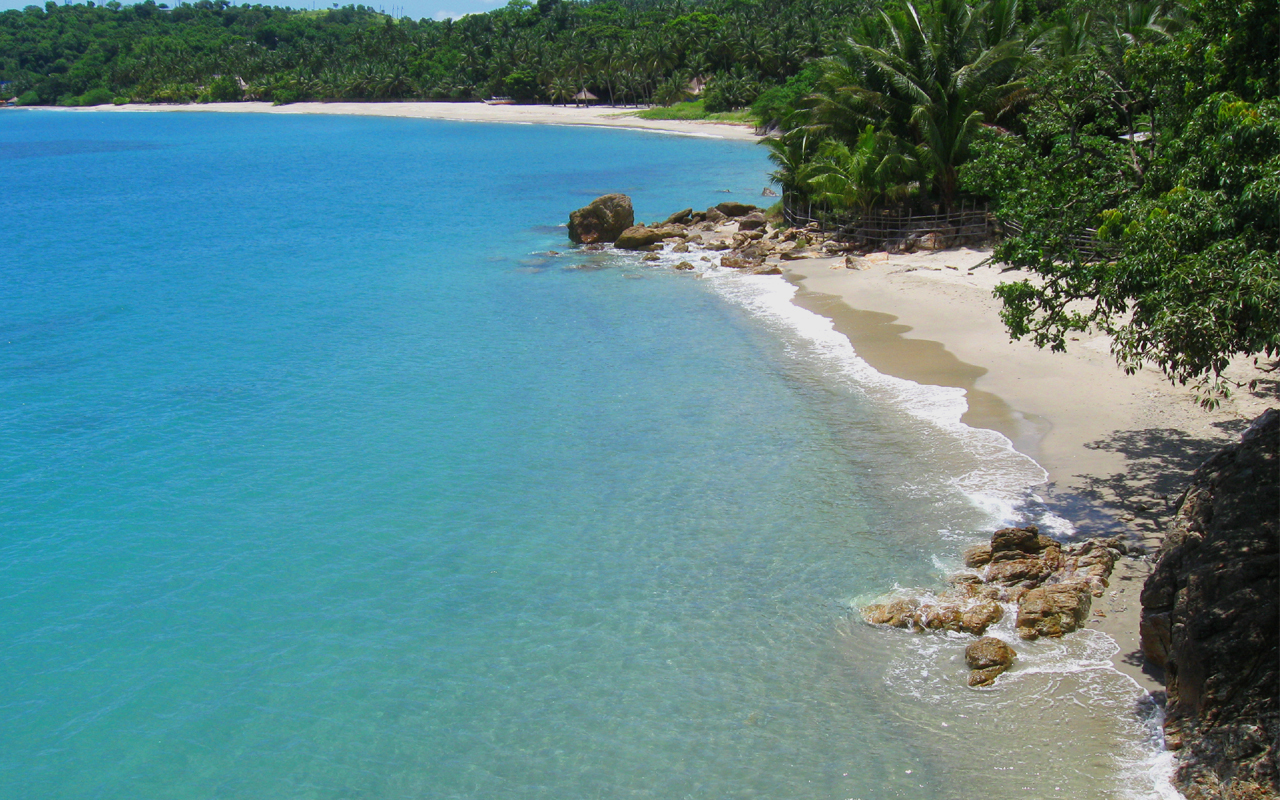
51 100 763 141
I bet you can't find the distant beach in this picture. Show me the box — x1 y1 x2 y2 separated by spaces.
50 100 763 141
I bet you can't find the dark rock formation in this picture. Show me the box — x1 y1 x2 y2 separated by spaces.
737 211 768 231
966 636 1016 687
1140 408 1279 799
568 194 634 244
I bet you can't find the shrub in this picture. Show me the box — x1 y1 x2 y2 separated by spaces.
16 90 40 106
207 75 243 103
78 87 115 106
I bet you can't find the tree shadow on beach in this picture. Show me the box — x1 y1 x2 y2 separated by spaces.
1040 425 1245 546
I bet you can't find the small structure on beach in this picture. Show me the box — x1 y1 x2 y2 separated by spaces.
572 89 598 107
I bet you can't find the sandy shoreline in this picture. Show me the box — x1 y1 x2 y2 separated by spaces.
781 247 1273 690
45 100 762 141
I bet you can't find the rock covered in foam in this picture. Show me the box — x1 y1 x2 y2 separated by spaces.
862 525 1127 684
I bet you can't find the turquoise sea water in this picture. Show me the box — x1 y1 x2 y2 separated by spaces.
1 110 1166 799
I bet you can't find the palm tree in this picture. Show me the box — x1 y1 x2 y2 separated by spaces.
805 126 922 212
813 0 1027 208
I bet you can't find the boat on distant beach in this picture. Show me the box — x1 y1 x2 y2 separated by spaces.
483 96 515 105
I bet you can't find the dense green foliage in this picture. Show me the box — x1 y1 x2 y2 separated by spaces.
0 0 870 107
961 0 1279 395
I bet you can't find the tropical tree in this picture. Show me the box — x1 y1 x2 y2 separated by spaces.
810 0 1027 207
805 125 922 211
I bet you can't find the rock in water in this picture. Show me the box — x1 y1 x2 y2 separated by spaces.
1015 583 1092 639
960 600 1004 635
568 194 634 244
614 226 664 250
1140 408 1279 798
965 637 1015 686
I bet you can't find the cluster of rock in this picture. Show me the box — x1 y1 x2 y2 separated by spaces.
567 194 861 275
1139 408 1278 799
862 525 1124 686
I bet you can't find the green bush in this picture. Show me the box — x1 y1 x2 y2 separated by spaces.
150 84 198 103
752 63 821 129
78 87 116 106
16 90 40 106
207 75 243 103
112 96 129 105
270 87 301 106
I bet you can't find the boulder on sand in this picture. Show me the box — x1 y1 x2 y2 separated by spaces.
568 194 635 244
663 208 694 225
716 201 759 218
737 211 768 231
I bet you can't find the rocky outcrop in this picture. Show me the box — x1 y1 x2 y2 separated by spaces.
568 194 634 244
715 201 758 218
614 224 686 250
863 525 1125 685
663 208 694 225
1140 408 1279 799
737 211 768 231
1016 583 1092 639
966 636 1016 687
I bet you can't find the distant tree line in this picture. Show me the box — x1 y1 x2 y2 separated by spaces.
0 0 872 107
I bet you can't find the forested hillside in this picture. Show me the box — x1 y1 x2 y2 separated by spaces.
0 0 869 106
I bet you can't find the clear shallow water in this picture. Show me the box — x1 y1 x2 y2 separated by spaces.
1 110 1165 799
